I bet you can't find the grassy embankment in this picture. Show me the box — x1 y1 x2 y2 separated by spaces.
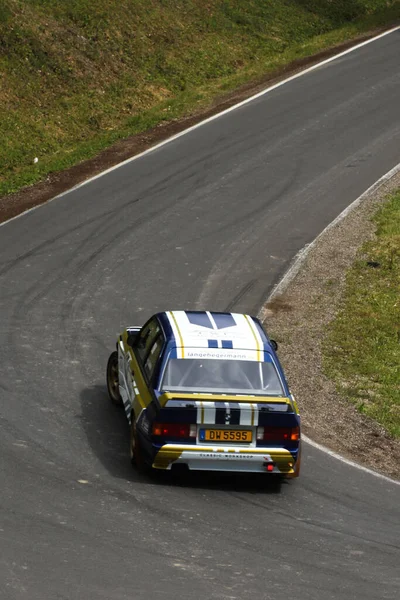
0 0 399 197
323 190 400 439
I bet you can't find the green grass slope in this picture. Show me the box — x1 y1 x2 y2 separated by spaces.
1 0 399 196
323 190 400 439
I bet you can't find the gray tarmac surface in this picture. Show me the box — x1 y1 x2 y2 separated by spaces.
0 29 399 600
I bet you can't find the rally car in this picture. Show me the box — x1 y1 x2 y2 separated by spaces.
106 310 301 477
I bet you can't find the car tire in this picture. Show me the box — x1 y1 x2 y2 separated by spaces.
106 351 122 406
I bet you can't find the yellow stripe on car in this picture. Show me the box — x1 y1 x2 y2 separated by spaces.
169 311 185 358
158 392 291 407
244 314 262 361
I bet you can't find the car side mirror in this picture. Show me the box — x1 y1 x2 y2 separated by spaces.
270 339 278 352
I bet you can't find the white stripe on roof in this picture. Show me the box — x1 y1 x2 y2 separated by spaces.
169 311 262 351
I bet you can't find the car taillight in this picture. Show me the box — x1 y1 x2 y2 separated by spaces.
256 426 300 442
152 423 197 438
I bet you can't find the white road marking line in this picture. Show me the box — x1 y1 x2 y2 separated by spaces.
259 160 400 486
303 435 400 486
1 25 399 229
260 161 400 311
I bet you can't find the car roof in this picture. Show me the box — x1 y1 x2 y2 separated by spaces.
157 310 273 356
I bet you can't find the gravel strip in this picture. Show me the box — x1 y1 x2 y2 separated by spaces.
262 170 400 480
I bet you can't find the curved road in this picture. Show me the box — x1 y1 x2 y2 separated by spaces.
1 29 399 600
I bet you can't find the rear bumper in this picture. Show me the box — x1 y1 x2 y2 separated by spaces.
152 444 300 476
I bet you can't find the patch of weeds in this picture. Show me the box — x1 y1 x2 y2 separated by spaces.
325 278 337 287
266 296 293 314
323 190 400 438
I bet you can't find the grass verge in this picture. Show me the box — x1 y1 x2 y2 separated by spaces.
1 0 399 197
323 190 400 439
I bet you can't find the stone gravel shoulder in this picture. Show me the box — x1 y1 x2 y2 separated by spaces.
262 169 400 480
3 152 399 481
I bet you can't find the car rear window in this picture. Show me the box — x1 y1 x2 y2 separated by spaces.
160 356 284 396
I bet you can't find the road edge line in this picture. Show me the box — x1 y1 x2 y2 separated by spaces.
303 435 400 485
259 161 400 486
1 25 399 230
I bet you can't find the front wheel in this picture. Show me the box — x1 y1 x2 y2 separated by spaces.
106 351 122 406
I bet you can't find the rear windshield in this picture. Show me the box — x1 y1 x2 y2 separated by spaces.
160 357 284 396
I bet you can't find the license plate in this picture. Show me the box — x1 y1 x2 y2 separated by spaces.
199 429 252 443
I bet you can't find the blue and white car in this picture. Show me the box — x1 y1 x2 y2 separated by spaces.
106 310 301 478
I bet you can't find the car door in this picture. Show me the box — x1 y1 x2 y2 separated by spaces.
130 317 165 421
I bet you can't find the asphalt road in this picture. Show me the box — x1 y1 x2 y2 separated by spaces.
1 29 399 600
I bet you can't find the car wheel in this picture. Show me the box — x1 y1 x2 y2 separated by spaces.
106 351 122 406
